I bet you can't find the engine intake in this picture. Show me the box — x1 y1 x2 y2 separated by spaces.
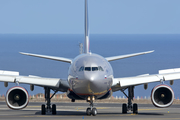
151 84 174 108
6 86 29 110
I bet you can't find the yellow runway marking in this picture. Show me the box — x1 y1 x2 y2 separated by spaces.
27 106 40 108
139 108 161 110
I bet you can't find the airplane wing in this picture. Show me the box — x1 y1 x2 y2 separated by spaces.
112 68 180 92
20 52 72 63
106 50 154 62
0 70 69 92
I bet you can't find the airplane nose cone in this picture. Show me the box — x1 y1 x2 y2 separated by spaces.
83 72 107 93
90 77 95 81
84 72 99 82
72 71 112 97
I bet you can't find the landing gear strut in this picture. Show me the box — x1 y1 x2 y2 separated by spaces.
86 96 97 116
121 86 138 114
41 87 57 115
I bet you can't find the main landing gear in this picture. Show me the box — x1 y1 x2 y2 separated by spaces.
86 96 98 116
41 87 58 115
121 86 138 114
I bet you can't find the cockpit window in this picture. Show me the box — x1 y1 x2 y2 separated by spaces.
85 67 91 71
92 67 98 71
79 66 104 72
99 66 104 71
79 66 84 71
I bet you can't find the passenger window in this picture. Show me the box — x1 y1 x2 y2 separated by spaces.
99 66 104 71
79 66 84 71
92 67 98 71
85 67 91 71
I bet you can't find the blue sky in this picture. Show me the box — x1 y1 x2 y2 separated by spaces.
0 0 180 34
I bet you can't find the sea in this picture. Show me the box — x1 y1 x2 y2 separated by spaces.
0 34 180 99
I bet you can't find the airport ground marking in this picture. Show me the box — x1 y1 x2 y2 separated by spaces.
138 108 161 111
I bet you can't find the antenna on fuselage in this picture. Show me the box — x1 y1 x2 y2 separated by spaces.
84 0 89 54
79 43 83 54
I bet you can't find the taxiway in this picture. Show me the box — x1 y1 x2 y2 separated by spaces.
0 102 180 120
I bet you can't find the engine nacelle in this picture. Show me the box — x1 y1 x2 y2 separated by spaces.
6 86 29 110
151 84 174 108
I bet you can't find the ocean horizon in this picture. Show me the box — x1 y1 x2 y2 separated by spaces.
0 34 180 98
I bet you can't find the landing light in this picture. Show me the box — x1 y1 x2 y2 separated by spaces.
92 96 95 101
87 96 91 101
87 96 95 101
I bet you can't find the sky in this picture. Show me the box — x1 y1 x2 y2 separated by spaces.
0 0 180 34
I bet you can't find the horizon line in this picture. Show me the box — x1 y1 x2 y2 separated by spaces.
0 33 180 35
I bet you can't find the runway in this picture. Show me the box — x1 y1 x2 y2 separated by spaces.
0 102 180 120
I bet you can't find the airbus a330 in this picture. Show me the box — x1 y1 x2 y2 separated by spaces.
0 0 180 116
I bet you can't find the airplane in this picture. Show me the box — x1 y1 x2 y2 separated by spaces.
0 0 180 116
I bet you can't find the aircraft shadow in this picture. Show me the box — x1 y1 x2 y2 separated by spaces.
35 111 164 116
137 113 163 116
35 111 86 116
97 112 163 116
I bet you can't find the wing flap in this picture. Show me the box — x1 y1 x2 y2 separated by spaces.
163 72 180 81
112 68 180 91
0 75 15 82
18 76 60 87
0 70 19 76
0 73 69 92
114 75 160 87
159 68 180 74
0 75 60 87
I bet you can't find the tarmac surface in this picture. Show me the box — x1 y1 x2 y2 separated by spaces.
0 102 180 120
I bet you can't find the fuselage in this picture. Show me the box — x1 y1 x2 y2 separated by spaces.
68 53 113 100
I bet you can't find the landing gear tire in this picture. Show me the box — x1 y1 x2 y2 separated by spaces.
41 104 46 115
133 103 138 114
71 99 75 102
86 108 91 116
92 108 97 116
52 104 56 115
122 103 127 114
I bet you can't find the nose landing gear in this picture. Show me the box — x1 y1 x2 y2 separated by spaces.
86 96 97 116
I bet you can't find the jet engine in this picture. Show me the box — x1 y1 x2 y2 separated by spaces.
151 84 174 108
6 86 29 110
